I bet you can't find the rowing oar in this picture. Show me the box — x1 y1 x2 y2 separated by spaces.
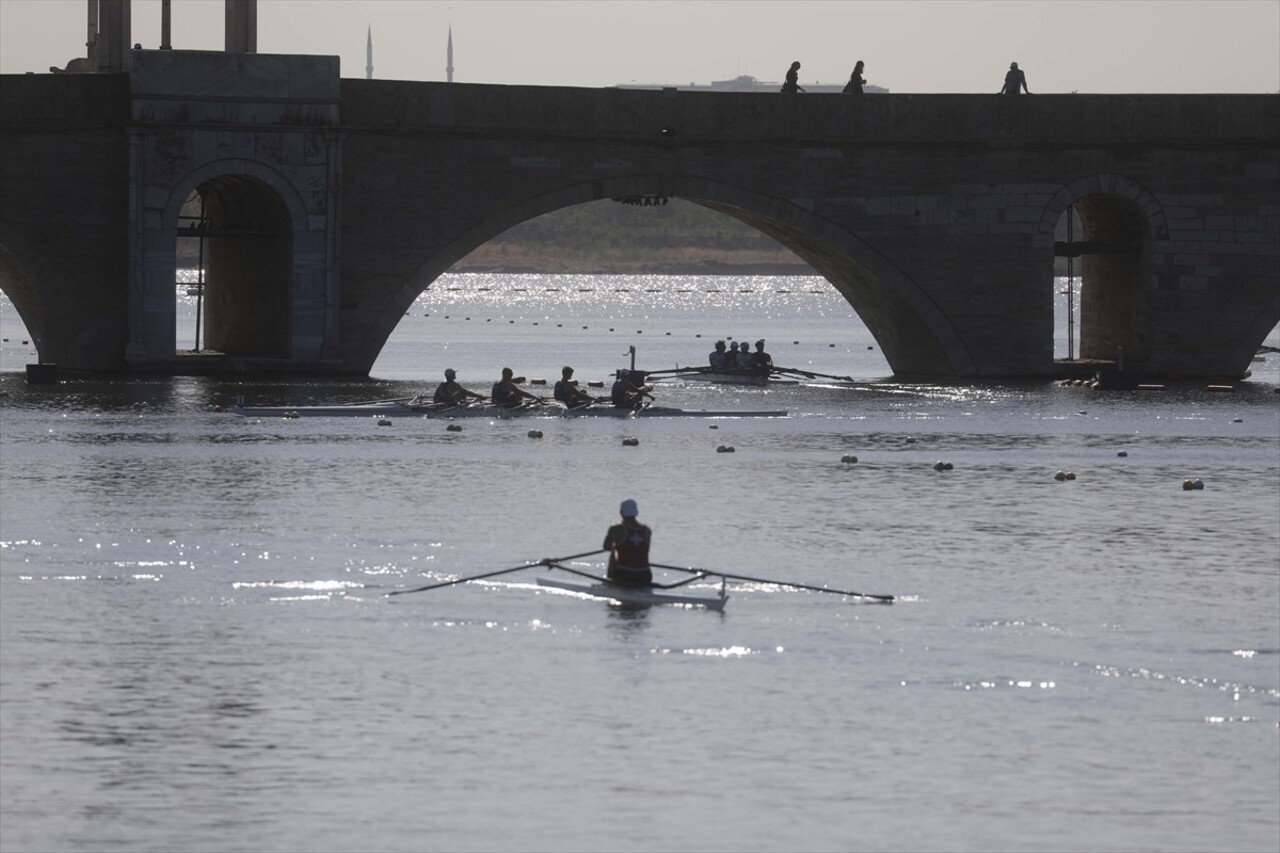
771 366 855 383
649 562 894 602
642 366 709 377
387 549 608 596
346 396 418 406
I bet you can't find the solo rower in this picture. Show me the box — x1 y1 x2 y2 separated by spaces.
603 499 652 586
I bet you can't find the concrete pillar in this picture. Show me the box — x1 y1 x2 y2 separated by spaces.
96 0 131 72
225 0 257 53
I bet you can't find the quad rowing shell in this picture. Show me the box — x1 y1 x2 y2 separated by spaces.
536 576 727 611
229 402 786 419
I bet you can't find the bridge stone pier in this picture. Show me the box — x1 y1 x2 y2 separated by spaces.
1 50 1277 379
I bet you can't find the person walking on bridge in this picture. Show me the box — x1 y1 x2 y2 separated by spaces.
1000 62 1030 94
781 61 806 93
843 61 866 94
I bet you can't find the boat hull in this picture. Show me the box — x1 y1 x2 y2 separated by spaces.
536 577 727 611
652 371 798 386
230 402 786 418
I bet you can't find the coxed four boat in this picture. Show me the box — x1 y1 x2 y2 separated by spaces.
230 400 786 418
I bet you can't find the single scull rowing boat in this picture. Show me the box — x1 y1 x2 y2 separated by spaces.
535 576 728 611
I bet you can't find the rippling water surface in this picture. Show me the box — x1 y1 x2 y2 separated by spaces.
2 275 1278 853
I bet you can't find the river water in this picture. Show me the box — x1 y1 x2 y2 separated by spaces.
1 274 1278 853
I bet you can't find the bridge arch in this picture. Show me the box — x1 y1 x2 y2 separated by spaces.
1041 174 1164 366
0 219 57 362
371 176 975 377
131 158 320 363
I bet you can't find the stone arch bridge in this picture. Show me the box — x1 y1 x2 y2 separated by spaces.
1 51 1276 379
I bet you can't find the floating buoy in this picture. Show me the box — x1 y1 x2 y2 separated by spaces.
446 424 462 432
934 461 946 471
708 425 718 429
527 430 543 438
622 436 639 446
1117 451 1128 457
587 380 603 388
1182 478 1205 490
530 378 546 385
1065 471 1076 480
716 445 735 453
283 411 299 419
841 455 858 464
378 419 392 426
1054 470 1067 481
1232 418 1243 423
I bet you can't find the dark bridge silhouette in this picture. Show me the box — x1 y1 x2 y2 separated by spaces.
1 50 1276 379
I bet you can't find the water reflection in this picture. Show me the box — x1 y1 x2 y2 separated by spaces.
605 602 651 638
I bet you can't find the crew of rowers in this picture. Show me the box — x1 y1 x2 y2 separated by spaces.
709 338 773 376
428 365 652 411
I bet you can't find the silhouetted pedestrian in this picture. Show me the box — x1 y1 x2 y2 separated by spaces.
843 61 866 94
1000 62 1030 95
781 61 805 93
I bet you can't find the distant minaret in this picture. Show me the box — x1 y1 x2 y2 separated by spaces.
366 25 373 79
446 25 454 83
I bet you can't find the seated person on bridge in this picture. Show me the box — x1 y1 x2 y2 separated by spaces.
610 370 653 409
432 368 486 405
553 366 595 409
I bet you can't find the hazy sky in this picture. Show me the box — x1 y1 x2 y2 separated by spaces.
1 0 1277 93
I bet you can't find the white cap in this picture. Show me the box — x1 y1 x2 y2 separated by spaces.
620 499 638 517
